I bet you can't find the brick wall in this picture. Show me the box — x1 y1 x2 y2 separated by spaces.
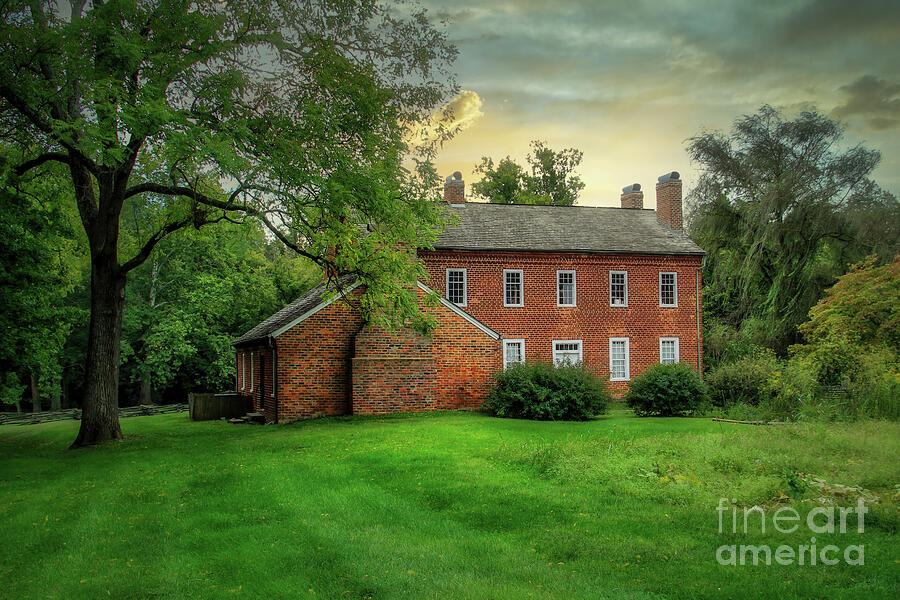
350 285 500 415
352 325 437 415
429 294 502 409
237 284 501 423
420 249 703 393
274 293 366 422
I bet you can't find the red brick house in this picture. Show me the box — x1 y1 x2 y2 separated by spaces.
233 171 705 422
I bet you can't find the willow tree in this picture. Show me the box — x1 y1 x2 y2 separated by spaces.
687 105 895 352
0 0 457 446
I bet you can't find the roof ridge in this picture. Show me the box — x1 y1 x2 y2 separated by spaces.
233 274 357 345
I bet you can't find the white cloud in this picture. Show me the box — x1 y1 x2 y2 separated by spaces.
440 89 484 132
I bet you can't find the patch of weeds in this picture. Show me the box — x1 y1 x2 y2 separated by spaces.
781 468 812 500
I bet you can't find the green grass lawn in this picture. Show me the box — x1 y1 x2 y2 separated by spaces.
1 410 897 599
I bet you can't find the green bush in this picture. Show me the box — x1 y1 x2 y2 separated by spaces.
762 356 819 419
625 362 706 417
483 361 611 421
705 350 777 407
702 318 766 372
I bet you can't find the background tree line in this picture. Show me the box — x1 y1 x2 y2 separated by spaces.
0 155 318 412
688 106 899 419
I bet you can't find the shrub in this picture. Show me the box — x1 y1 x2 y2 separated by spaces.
762 355 819 420
625 362 706 417
702 318 766 372
705 350 777 407
484 361 611 421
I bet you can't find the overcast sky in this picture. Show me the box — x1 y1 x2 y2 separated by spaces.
421 0 900 206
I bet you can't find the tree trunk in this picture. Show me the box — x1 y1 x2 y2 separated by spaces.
51 379 62 411
70 252 126 447
139 370 152 406
30 372 40 413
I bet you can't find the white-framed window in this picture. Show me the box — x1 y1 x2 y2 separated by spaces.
503 339 525 369
503 269 524 307
660 272 677 307
609 338 630 381
660 337 680 364
557 270 576 307
610 271 628 307
241 353 246 390
250 352 254 391
446 268 467 306
553 340 583 366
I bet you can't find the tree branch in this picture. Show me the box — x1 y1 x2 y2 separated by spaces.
120 215 195 274
122 181 330 268
14 152 71 176
123 182 247 211
0 86 98 174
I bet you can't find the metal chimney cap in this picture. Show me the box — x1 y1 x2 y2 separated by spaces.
621 183 642 194
657 171 681 183
445 171 463 184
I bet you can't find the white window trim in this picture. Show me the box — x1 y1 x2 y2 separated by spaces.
503 269 524 307
552 339 583 366
609 337 631 381
445 268 468 307
660 337 680 364
609 270 628 307
659 272 678 307
241 353 246 390
556 270 577 307
250 352 254 391
503 339 525 370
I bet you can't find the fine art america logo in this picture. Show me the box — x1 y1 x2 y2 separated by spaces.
715 498 866 566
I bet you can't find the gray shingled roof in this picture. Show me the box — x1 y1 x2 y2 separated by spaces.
232 274 357 345
433 203 705 255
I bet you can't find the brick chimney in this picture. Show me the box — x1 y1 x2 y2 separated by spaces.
444 171 465 205
655 171 683 231
620 183 643 209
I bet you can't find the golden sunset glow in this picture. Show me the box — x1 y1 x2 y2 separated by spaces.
424 0 900 206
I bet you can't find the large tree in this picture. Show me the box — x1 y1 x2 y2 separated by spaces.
687 105 898 352
472 140 584 205
0 1 457 446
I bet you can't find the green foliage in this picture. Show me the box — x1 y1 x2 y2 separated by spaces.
799 255 899 350
772 256 900 420
0 167 85 409
701 317 765 372
625 362 706 417
120 219 319 403
687 105 899 352
705 350 778 407
472 140 585 206
0 372 26 408
469 157 525 205
762 356 820 419
484 361 610 421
